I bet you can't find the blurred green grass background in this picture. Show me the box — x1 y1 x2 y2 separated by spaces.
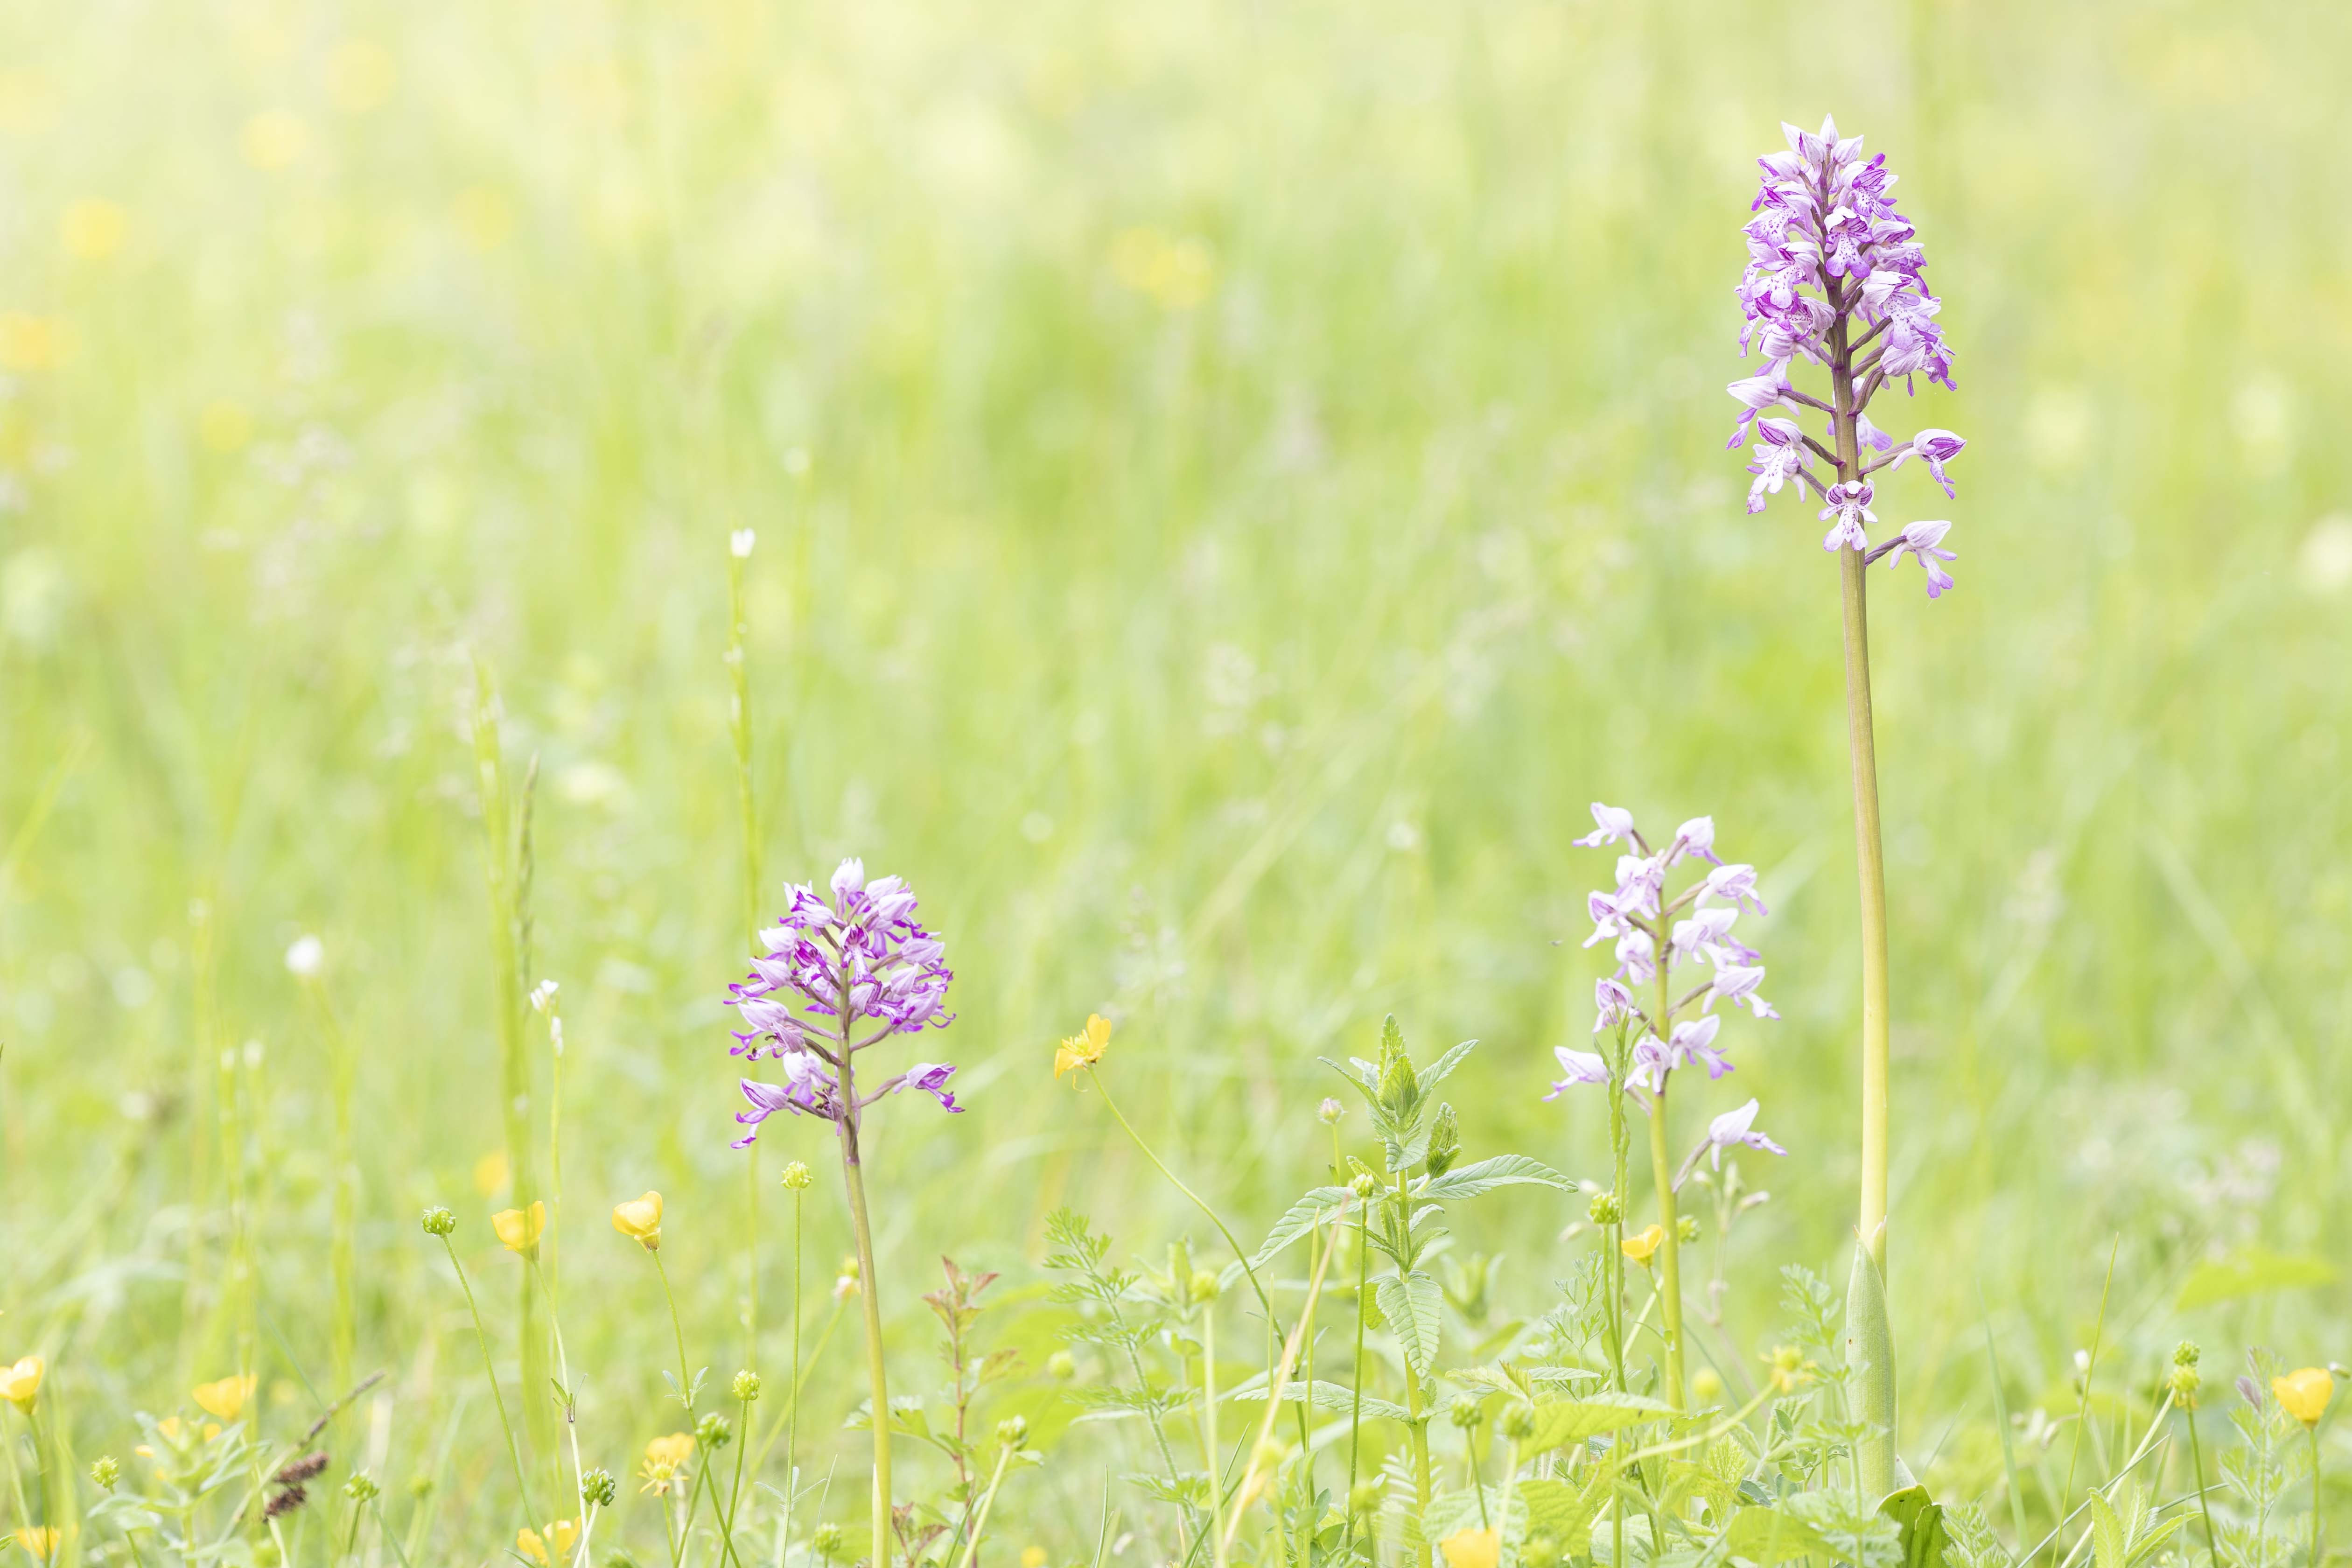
4 0 2351 1547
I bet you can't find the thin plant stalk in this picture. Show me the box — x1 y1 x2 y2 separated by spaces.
2051 1242 2119 1568
653 1251 696 1413
1219 1200 1338 1554
1648 963 1686 1410
1198 1295 1224 1568
727 535 763 1369
1393 1168 1433 1513
526 1259 592 1568
950 1444 1016 1568
1345 1202 1371 1552
784 1185 803 1553
839 1141 892 1565
438 1234 537 1526
2183 1409 2219 1568
2308 1425 2321 1568
299 972 359 1405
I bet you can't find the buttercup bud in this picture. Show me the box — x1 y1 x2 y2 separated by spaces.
1317 1097 1345 1125
1190 1270 1222 1303
1498 1403 1536 1442
1349 1479 1385 1514
2168 1365 2201 1410
1447 1394 1482 1429
1047 1351 1077 1382
344 1473 380 1504
1677 1214 1701 1244
1588 1190 1622 1226
694 1412 733 1449
996 1414 1029 1448
581 1468 617 1508
91 1456 120 1491
813 1524 845 1558
2174 1340 2201 1368
1349 1173 1379 1200
781 1162 813 1191
731 1371 762 1403
420 1207 456 1237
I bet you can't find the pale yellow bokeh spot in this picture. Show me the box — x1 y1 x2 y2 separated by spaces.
63 199 127 261
0 70 61 137
473 1148 510 1197
0 315 63 373
1020 1549 1048 1568
241 110 309 171
198 400 252 454
454 185 515 251
1108 227 1216 311
328 40 398 115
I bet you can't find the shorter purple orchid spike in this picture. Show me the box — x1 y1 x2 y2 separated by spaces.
1704 1099 1787 1167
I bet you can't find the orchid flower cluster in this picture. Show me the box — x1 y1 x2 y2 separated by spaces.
726 858 962 1146
1729 115 1968 598
1548 804 1785 1175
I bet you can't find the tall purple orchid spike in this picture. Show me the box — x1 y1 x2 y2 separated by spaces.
1731 114 1967 600
1548 805 1782 1412
725 857 961 1150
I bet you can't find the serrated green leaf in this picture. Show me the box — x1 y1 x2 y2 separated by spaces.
1375 1270 1443 1378
1423 1486 1526 1547
1416 1038 1478 1093
1419 1155 1574 1201
2086 1493 2124 1568
1519 1467 1613 1553
1250 1187 1353 1268
1227 1379 1414 1424
1717 1505 1835 1565
1520 1394 1673 1451
1880 1485 1948 1568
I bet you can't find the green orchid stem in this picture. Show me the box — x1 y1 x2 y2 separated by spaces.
441 1237 538 1526
1645 1074 1686 1411
1831 285 1897 1500
839 1128 893 1566
727 543 763 1372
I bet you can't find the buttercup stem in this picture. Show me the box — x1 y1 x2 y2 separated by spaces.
1395 1167 1434 1513
440 1236 537 1525
652 1251 694 1414
1197 1295 1224 1568
2309 1425 2320 1568
1346 1204 1370 1552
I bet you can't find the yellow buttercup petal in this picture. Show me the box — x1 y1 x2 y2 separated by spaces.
2274 1367 2334 1427
1620 1224 1665 1266
0 1356 43 1412
1055 1013 1113 1079
611 1191 663 1250
1439 1527 1500 1568
192 1374 256 1422
491 1201 547 1256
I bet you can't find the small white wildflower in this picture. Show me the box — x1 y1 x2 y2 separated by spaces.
285 934 325 976
729 528 756 559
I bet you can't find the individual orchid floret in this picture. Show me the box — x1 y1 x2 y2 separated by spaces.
1574 802 1637 848
1703 1099 1787 1167
1614 929 1657 986
1724 370 1795 449
1701 863 1768 916
1894 429 1966 498
1594 977 1637 1033
1819 481 1876 553
1705 965 1779 1020
1745 419 1812 514
1671 907 1759 970
1667 817 1721 867
1545 1047 1614 1100
1875 520 1958 599
887 1063 964 1113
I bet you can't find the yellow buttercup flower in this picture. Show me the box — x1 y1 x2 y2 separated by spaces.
517 1519 580 1564
1020 1550 1048 1568
12 1526 62 1562
0 1356 43 1411
611 1191 663 1251
1439 1527 1500 1568
492 1201 547 1256
192 1374 256 1421
2274 1367 2334 1428
1055 1014 1112 1079
1620 1224 1665 1266
638 1431 696 1494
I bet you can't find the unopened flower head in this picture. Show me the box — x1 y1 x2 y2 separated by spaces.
491 1201 546 1257
420 1206 456 1237
1 1356 43 1412
727 859 960 1148
1729 114 1966 598
780 1161 813 1190
731 1370 762 1403
611 1191 662 1250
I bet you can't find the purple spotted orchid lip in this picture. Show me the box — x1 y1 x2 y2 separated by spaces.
727 859 963 1148
1729 114 1967 598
